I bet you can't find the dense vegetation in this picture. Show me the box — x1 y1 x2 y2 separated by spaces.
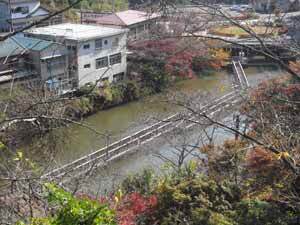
42 0 128 11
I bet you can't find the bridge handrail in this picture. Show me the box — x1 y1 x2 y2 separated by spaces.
50 121 176 179
237 61 250 87
232 60 243 87
54 92 241 179
41 113 181 178
42 90 240 179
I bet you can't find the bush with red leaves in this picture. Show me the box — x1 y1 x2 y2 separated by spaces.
129 38 224 79
116 193 158 225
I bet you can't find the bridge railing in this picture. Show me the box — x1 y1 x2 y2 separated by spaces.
41 113 181 179
232 60 250 89
42 88 244 180
237 61 250 87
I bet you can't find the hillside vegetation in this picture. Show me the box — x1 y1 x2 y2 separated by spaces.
41 0 128 21
42 0 128 11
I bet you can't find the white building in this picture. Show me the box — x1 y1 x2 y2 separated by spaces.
81 10 160 40
25 23 128 89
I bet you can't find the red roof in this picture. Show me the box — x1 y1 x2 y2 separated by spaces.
91 10 160 27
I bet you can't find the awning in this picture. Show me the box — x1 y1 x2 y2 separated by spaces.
41 54 63 60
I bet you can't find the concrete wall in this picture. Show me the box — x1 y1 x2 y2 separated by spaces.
75 32 127 87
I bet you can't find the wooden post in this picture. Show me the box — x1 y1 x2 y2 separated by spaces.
234 113 240 140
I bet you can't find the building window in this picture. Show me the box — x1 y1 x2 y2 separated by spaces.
109 53 121 65
96 56 108 69
12 6 29 14
113 72 124 82
112 37 119 47
84 64 91 68
137 24 145 33
104 40 108 45
83 44 90 49
95 39 102 49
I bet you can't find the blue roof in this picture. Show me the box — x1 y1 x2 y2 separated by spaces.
0 36 54 58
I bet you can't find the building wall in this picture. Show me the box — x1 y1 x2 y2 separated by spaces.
128 21 154 40
25 27 128 90
0 0 62 33
0 1 11 32
75 32 127 87
251 0 300 12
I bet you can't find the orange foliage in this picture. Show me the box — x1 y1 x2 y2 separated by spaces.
246 147 278 175
289 61 300 75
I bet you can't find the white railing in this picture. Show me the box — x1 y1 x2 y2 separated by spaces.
232 60 250 88
42 91 241 181
237 61 250 87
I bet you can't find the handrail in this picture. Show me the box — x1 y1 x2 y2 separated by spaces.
237 61 250 87
232 60 243 87
42 90 241 179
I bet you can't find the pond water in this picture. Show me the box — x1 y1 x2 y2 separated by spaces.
57 65 285 194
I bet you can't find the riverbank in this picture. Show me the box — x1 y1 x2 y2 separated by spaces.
66 68 226 120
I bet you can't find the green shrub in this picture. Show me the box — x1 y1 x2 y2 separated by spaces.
19 184 117 225
233 200 294 225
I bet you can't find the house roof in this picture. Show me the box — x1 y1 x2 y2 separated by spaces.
92 10 160 27
0 36 54 58
27 23 128 41
10 1 49 20
116 10 160 26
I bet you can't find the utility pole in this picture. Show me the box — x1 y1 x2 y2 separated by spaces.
112 0 115 12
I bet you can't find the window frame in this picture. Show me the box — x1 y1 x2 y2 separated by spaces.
113 72 124 82
84 63 91 69
83 43 90 49
96 56 109 69
95 39 103 50
109 53 122 66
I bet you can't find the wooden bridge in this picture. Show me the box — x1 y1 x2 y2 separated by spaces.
41 61 249 182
